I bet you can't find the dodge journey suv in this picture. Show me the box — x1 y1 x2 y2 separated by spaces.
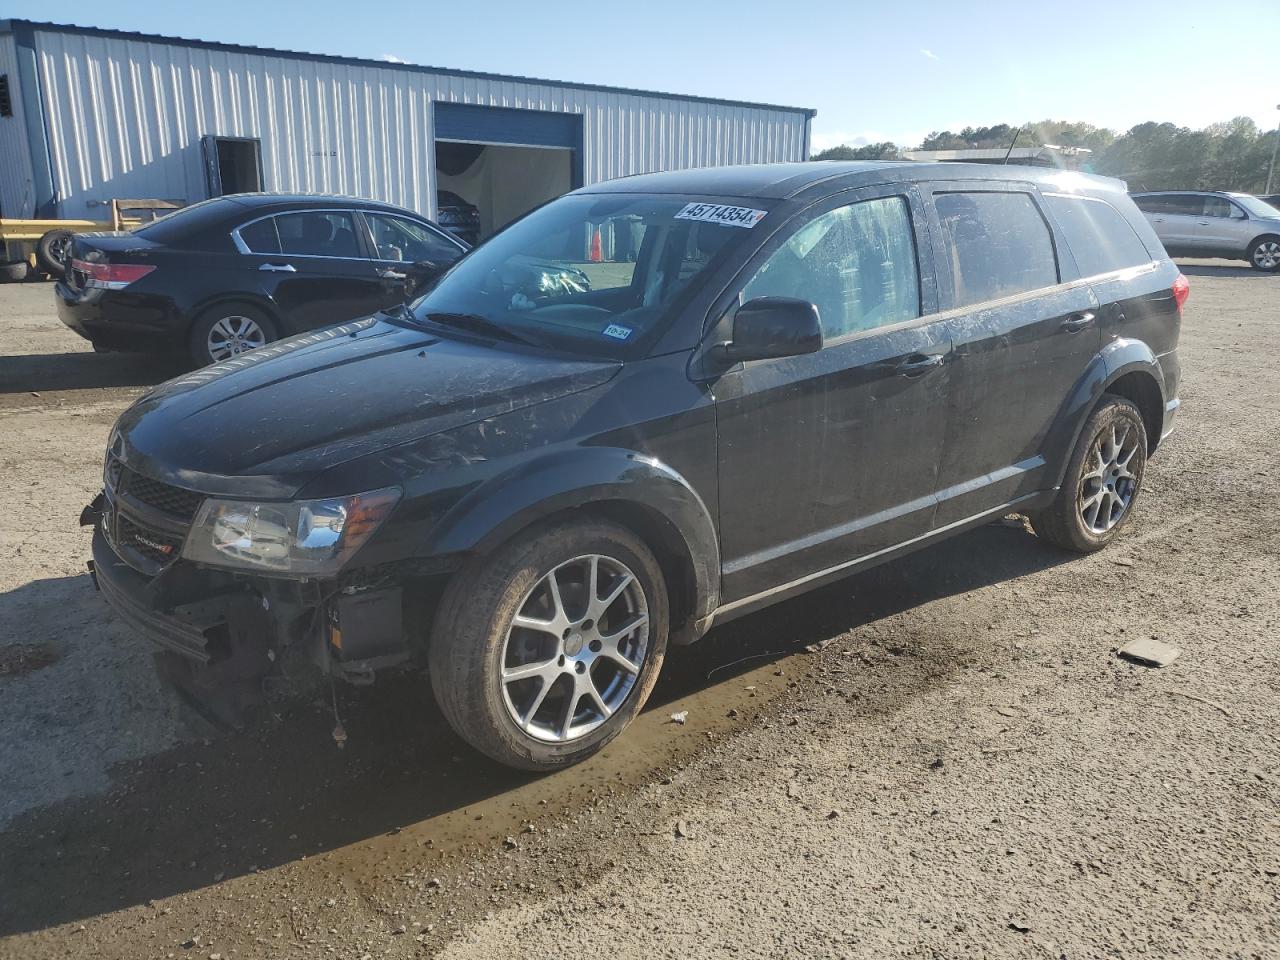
84 162 1185 770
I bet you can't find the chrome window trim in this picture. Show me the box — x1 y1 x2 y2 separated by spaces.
229 207 370 261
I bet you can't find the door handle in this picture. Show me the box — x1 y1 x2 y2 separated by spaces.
1061 311 1095 333
895 353 945 378
1196 220 1210 226
1151 217 1164 223
378 268 407 280
259 263 296 272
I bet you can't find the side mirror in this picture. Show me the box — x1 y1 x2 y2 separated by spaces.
712 297 823 364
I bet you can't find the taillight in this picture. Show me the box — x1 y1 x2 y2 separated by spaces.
1172 273 1190 311
71 259 155 290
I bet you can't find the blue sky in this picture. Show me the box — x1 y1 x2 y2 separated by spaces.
4 0 1277 149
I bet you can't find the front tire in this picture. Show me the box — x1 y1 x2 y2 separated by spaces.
1031 396 1148 553
429 519 669 771
1248 235 1280 272
188 303 278 367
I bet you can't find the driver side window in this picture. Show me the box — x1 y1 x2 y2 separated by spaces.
741 196 921 340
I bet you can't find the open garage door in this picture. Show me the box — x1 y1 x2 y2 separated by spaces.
434 104 583 243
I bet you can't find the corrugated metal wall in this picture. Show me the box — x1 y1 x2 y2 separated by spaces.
23 27 810 221
0 33 37 220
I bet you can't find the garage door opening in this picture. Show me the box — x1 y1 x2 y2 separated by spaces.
433 103 584 246
435 141 573 243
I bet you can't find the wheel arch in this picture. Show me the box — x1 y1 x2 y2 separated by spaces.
1046 338 1167 489
424 448 721 644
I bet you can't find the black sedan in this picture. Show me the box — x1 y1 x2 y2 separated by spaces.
56 194 469 367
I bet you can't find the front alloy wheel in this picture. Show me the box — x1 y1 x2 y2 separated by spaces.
1250 238 1280 272
429 519 669 771
501 555 649 742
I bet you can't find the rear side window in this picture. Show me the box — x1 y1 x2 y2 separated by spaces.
1044 195 1152 278
1162 195 1203 216
273 211 363 258
237 217 280 254
934 191 1058 307
742 195 920 339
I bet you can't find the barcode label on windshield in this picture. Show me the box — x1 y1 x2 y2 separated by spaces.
674 203 768 229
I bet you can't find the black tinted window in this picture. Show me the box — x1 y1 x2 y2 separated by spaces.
1132 195 1164 213
365 213 461 262
935 191 1058 307
743 196 920 339
274 211 362 258
237 217 280 254
1162 195 1204 216
1045 195 1152 277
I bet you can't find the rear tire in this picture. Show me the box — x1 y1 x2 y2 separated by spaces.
428 518 669 771
1030 396 1148 553
187 303 278 367
37 229 75 276
1248 235 1280 272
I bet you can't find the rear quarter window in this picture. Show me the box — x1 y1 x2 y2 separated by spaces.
934 191 1059 307
1044 194 1153 278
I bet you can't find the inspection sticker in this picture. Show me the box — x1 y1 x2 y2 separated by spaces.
674 202 768 229
602 323 634 340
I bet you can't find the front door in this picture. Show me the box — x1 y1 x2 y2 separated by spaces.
714 187 950 603
923 184 1101 524
1192 195 1251 255
361 211 468 307
244 209 387 332
1147 193 1204 252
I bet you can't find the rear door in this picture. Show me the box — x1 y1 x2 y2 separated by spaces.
923 183 1101 524
233 209 386 333
714 185 950 602
1142 194 1203 252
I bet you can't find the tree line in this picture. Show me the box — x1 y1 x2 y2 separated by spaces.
813 118 1280 193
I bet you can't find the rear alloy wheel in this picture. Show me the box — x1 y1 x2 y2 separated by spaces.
1248 236 1280 272
189 305 277 366
1030 395 1148 553
429 519 669 771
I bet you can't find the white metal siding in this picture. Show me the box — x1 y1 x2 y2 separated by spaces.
0 33 37 220
26 28 809 221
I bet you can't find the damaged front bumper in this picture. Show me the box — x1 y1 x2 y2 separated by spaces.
85 495 423 723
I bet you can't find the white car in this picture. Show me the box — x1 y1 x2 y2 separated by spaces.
1131 191 1280 272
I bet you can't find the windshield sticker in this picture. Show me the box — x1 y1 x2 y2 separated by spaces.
674 203 768 229
602 323 634 341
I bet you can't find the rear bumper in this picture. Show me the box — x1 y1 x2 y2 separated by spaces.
56 281 184 351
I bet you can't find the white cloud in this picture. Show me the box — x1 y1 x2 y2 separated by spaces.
380 54 409 64
920 48 939 61
810 129 928 152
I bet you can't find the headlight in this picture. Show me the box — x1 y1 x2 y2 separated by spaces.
182 487 401 576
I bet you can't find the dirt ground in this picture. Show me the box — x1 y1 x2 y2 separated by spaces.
0 264 1277 959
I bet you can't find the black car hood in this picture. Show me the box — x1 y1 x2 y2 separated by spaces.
114 316 620 498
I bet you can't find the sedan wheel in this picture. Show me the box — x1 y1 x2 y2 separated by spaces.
501 554 649 743
207 314 267 361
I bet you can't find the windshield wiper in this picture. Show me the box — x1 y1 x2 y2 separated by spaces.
420 312 540 346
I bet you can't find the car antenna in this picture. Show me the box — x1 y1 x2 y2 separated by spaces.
1002 126 1022 164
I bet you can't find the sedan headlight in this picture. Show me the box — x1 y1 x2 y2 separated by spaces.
182 487 401 576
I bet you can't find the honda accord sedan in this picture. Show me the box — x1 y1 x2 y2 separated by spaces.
56 194 470 366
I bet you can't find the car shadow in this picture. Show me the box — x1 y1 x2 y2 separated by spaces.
0 352 181 395
0 521 1074 936
1174 260 1270 280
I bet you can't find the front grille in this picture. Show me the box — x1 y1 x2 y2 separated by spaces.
116 513 183 565
103 454 203 575
113 463 205 521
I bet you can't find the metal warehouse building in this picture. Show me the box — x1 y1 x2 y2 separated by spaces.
0 19 814 238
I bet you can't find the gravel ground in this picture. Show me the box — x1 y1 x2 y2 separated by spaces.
0 263 1277 959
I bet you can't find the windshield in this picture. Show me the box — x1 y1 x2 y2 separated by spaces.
1234 195 1280 219
409 193 770 358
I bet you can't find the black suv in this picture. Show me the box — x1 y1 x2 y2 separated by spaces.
84 162 1185 770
